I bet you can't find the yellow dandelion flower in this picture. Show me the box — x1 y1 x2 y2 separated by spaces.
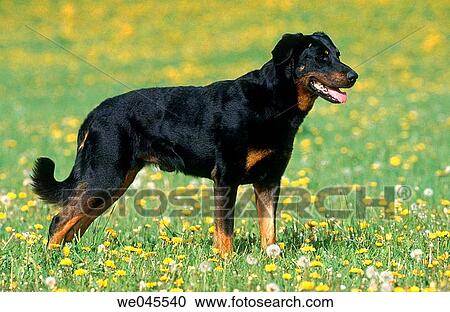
359 221 369 230
104 260 116 269
33 224 44 230
282 273 292 280
63 246 70 257
146 282 157 288
115 270 127 277
264 263 277 273
349 267 363 275
96 279 108 288
74 268 88 276
208 225 215 234
300 245 316 253
163 257 175 265
0 212 6 220
281 211 293 222
389 155 402 167
171 237 183 244
160 275 169 282
59 258 73 267
363 259 373 266
150 172 163 180
18 192 27 199
298 281 315 291
309 272 321 279
6 192 17 200
356 248 368 254
169 287 183 292
65 133 77 143
315 284 330 292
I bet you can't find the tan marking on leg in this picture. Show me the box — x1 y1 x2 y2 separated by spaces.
214 224 233 259
245 148 273 171
78 131 89 151
254 184 278 249
48 214 83 246
62 168 140 242
213 184 237 259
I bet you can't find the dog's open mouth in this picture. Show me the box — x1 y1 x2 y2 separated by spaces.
309 79 347 104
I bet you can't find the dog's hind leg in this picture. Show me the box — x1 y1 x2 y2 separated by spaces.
47 165 141 247
46 124 143 247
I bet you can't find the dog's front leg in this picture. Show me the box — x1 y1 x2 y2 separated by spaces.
253 182 280 249
213 183 237 259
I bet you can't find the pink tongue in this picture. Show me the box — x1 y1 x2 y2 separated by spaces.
327 88 347 103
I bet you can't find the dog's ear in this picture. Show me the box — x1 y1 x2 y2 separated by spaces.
271 33 307 66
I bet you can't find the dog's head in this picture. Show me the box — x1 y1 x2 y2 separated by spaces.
272 32 358 104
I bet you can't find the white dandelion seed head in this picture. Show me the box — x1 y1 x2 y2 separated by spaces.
410 248 423 261
246 255 258 265
296 256 310 268
265 282 280 292
445 166 450 174
138 280 146 291
168 262 178 273
23 177 32 186
365 266 378 279
97 244 106 253
45 276 57 289
199 261 212 273
340 285 346 290
265 244 281 257
368 279 378 292
380 282 392 292
0 195 11 206
423 188 433 197
379 271 394 284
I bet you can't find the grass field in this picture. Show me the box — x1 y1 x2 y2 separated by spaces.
0 1 449 292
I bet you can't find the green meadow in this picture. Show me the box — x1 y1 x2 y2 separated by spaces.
0 1 448 291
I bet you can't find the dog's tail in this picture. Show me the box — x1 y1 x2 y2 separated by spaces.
31 157 77 205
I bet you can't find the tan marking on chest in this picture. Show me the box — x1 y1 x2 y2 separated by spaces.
245 148 273 171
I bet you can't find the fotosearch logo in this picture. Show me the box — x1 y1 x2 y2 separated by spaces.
62 185 413 219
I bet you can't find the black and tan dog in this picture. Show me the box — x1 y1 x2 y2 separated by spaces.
32 32 357 257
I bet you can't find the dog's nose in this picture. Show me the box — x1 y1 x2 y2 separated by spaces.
347 70 358 83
